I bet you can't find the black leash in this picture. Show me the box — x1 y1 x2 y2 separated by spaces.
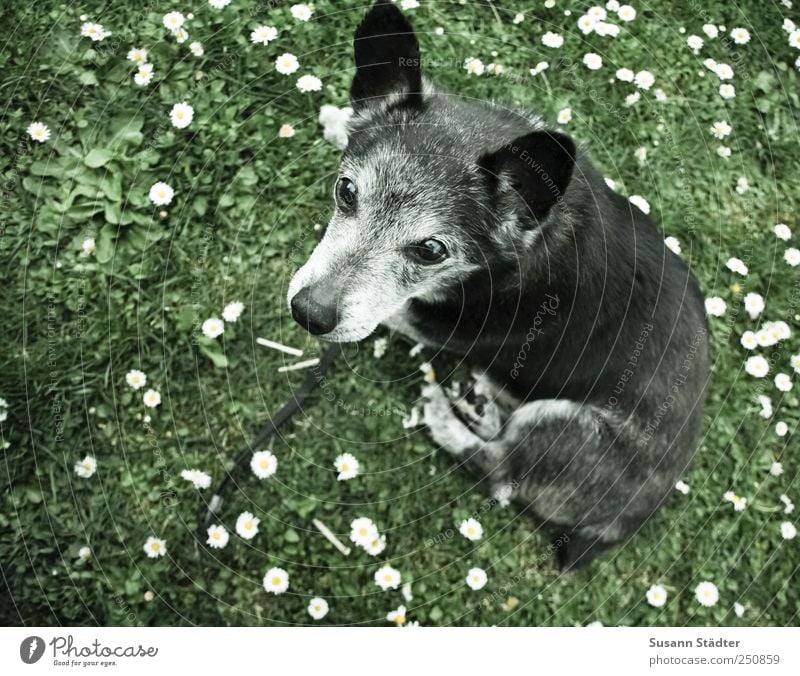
198 343 343 535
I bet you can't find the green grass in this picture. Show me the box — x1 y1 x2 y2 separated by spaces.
2 0 799 627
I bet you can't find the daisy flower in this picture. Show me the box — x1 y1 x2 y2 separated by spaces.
577 15 597 34
172 28 189 44
675 480 690 494
296 74 322 93
646 584 667 607
181 468 212 489
771 461 784 476
704 297 726 316
251 450 278 479
373 337 388 358
617 5 636 21
291 3 313 20
209 0 232 8
464 57 485 75
719 84 735 99
595 22 620 37
235 511 260 539
557 108 572 125
784 247 800 266
81 237 96 255
583 53 603 70
459 518 484 541
374 565 402 591
513 13 524 24
201 317 224 339
781 495 795 514
78 546 92 561
726 257 748 276
616 67 634 82
74 455 97 479
775 422 788 437
263 567 290 594
350 517 379 547
687 35 703 52
740 331 758 350
143 389 161 408
736 176 749 194
169 102 194 129
730 27 751 44
134 63 154 86
724 490 747 511
634 70 654 89
365 534 387 556
745 355 769 378
149 181 174 206
717 146 731 158
628 195 650 214
530 61 549 76
419 361 436 383
784 19 797 33
206 524 230 549
251 25 278 45
162 12 184 31
386 604 407 625
222 301 244 322
26 122 50 143
143 536 167 558
781 522 797 539
466 567 488 590
758 394 773 417
189 42 204 56
275 53 300 75
702 24 719 39
81 22 111 41
710 121 731 139
634 147 647 165
714 63 734 79
607 0 620 10
695 581 719 607
308 597 329 620
774 223 791 240
127 48 147 63
334 452 359 481
279 123 296 138
123 367 146 389
775 373 793 392
542 32 564 48
664 236 681 255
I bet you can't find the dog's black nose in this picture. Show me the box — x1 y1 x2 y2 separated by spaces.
290 285 339 335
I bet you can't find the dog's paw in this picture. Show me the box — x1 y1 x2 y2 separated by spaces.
421 382 451 429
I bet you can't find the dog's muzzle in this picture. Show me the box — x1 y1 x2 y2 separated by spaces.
290 284 340 336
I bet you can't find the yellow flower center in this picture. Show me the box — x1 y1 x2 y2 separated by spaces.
341 463 349 471
260 460 269 469
271 576 282 586
245 520 253 529
150 542 159 551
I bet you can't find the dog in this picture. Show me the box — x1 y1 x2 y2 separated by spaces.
288 1 709 570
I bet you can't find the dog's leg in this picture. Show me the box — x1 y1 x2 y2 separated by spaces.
421 382 485 456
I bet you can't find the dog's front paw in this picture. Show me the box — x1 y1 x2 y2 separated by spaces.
421 382 451 429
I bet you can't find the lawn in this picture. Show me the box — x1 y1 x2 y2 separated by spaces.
1 0 799 627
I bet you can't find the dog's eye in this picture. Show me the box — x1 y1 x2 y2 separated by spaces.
407 239 448 265
336 177 357 210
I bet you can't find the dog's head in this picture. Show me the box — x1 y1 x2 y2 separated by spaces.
288 0 576 341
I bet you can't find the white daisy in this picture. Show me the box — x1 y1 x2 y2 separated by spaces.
275 53 300 75
201 317 224 339
162 12 184 31
134 63 154 86
781 522 797 539
279 124 296 138
530 62 549 76
251 25 278 45
730 27 751 44
180 468 212 489
710 121 732 139
784 247 800 266
81 237 96 255
717 146 731 158
464 57 485 75
189 42 204 56
792 353 800 375
364 534 387 556
634 70 654 89
726 257 747 275
419 361 436 383
775 373 793 392
758 394 773 418
512 13 524 24
616 67 634 82
770 461 784 476
745 355 769 378
646 584 667 607
714 62 734 79
466 567 488 590
740 331 758 350
143 388 161 408
675 480 690 494
206 524 230 549
719 84 735 99
143 536 167 558
583 53 603 70
80 22 111 42
350 517 379 547
374 565 402 591
235 511 260 539
78 546 92 561
222 301 244 322
687 35 703 52
172 28 189 44
724 490 747 511
27 122 51 143
263 567 289 594
774 223 792 240
736 176 749 194
704 296 726 317
74 455 97 479
459 518 484 541
334 452 360 481
617 5 636 21
781 494 795 514
702 24 719 39
308 597 329 620
577 15 597 35
628 195 650 214
169 102 194 129
251 450 278 479
296 74 322 93
127 48 147 63
557 108 572 125
542 32 564 48
386 604 407 625
695 581 719 607
149 181 174 206
291 3 314 20
595 21 620 37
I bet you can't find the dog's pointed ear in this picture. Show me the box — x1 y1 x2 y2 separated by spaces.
478 131 576 222
350 0 422 111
